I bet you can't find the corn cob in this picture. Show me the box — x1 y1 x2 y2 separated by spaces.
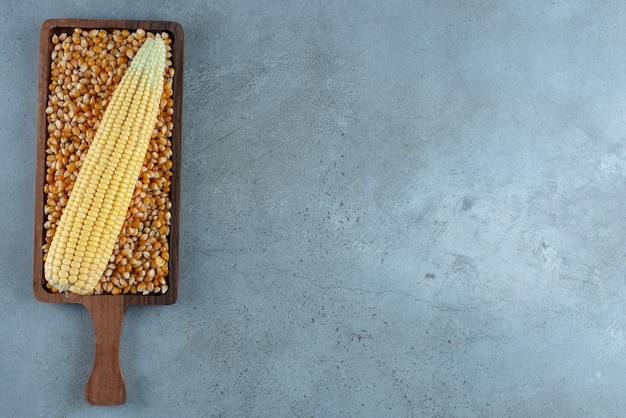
44 35 167 295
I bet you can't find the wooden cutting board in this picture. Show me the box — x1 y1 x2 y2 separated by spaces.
33 19 183 406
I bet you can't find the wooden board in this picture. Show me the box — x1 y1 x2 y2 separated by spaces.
33 18 184 405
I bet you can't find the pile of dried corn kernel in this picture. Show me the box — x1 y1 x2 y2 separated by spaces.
43 28 175 295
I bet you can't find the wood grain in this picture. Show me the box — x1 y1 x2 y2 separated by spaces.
33 19 184 405
84 297 128 405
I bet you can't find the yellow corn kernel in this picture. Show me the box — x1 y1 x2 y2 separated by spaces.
44 36 167 295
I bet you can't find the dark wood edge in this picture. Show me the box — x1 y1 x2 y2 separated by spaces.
33 19 183 306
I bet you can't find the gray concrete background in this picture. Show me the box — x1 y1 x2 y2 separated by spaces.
2 0 626 416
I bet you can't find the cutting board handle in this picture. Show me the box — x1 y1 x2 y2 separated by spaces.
83 297 128 405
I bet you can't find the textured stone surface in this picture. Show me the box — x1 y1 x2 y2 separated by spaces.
3 0 626 416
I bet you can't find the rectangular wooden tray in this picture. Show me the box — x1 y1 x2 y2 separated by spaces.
33 18 184 405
